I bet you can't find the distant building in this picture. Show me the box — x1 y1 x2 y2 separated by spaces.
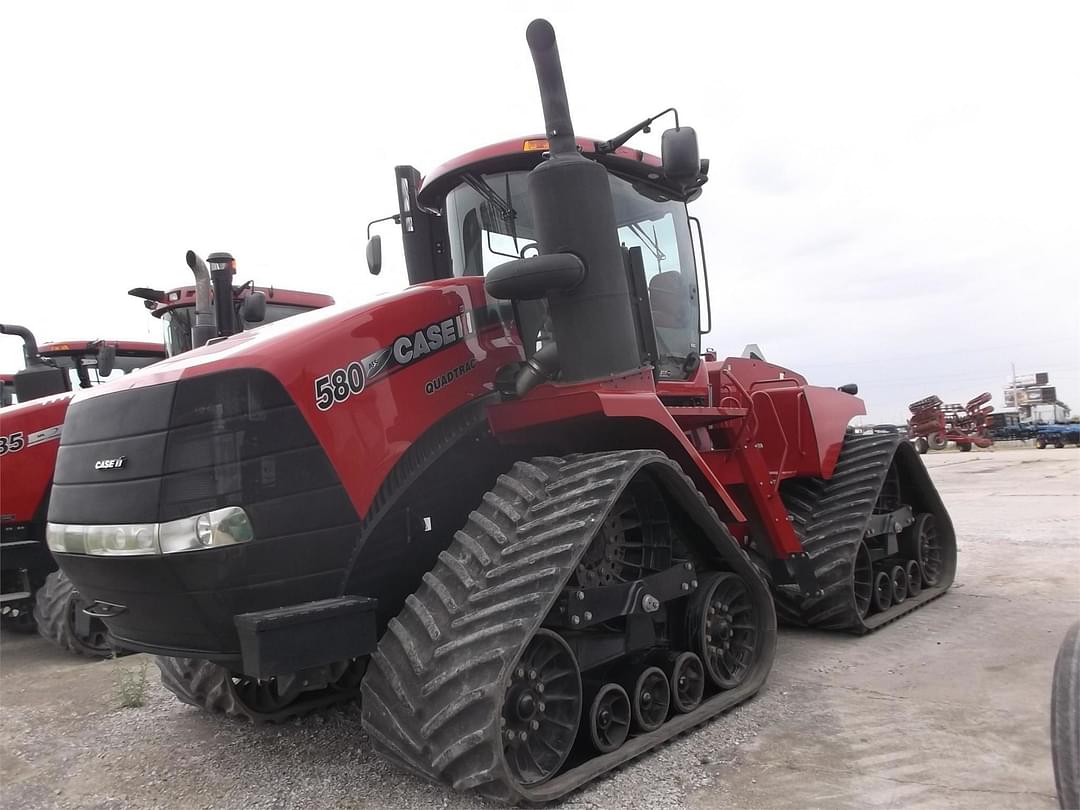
1004 371 1071 423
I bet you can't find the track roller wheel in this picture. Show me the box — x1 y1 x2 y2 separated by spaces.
872 571 893 612
586 683 631 754
905 560 922 597
626 666 670 733
890 564 908 604
689 571 761 689
907 513 945 587
501 629 582 786
853 541 873 619
663 652 705 714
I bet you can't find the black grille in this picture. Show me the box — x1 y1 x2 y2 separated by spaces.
50 369 360 537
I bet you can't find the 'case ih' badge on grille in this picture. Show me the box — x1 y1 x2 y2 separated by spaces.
94 457 127 470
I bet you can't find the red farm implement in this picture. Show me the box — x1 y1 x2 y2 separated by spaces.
908 392 994 453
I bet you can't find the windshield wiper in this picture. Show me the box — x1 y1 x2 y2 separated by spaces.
627 223 666 266
462 174 516 222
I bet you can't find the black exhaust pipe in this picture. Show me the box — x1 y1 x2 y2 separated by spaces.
0 323 43 366
518 19 642 383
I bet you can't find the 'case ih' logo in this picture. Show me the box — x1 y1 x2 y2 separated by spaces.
94 457 127 470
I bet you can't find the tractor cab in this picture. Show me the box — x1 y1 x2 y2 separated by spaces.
37 340 166 390
131 284 335 357
375 136 709 382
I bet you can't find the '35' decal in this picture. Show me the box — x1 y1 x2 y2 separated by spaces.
0 432 26 455
314 362 365 411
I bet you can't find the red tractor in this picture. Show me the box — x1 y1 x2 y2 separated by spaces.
908 392 994 453
0 258 333 656
47 21 955 803
0 327 165 648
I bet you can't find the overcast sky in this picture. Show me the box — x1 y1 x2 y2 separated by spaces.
2 1 1077 423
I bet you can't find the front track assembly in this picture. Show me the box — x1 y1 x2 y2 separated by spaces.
361 450 776 804
774 432 957 634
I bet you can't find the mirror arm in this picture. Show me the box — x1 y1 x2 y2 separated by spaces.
597 107 680 154
366 214 401 240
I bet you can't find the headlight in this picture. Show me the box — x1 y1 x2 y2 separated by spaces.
46 506 254 557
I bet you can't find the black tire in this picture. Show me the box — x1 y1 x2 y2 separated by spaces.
958 442 972 452
1052 621 1080 810
928 432 947 451
914 437 929 455
1037 437 1048 449
33 570 112 657
155 657 256 721
1055 440 1065 449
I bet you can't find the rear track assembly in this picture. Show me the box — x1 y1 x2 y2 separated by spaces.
774 433 957 634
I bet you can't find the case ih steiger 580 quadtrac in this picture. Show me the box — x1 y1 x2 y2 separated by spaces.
0 256 332 656
47 20 955 803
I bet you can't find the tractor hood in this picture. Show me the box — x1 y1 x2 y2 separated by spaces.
52 277 522 528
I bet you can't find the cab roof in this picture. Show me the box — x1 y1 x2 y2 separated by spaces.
39 340 166 357
130 285 335 317
417 135 696 209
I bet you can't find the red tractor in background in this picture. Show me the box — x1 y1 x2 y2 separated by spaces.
0 256 333 656
47 20 955 803
908 392 994 453
0 327 165 649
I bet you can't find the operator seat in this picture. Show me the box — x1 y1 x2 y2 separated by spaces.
648 271 695 377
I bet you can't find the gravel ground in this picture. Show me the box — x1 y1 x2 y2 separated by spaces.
1 446 1077 809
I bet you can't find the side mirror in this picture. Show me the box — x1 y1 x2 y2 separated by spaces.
242 291 267 323
661 126 700 183
97 344 117 377
366 235 382 276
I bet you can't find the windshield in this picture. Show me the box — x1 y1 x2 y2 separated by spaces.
161 302 314 357
445 170 700 377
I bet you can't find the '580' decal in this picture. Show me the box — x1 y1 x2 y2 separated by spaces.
313 311 477 411
314 363 366 411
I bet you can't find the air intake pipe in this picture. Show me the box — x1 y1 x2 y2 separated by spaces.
185 251 216 349
208 252 237 338
0 323 44 367
484 19 642 385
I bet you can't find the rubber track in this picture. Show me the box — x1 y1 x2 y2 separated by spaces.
33 570 113 657
361 450 772 804
774 433 953 634
155 657 363 723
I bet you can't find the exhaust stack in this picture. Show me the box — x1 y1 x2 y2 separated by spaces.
485 19 642 384
0 323 71 401
0 323 44 367
185 251 216 349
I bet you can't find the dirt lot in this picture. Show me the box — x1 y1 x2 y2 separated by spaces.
1 446 1077 809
